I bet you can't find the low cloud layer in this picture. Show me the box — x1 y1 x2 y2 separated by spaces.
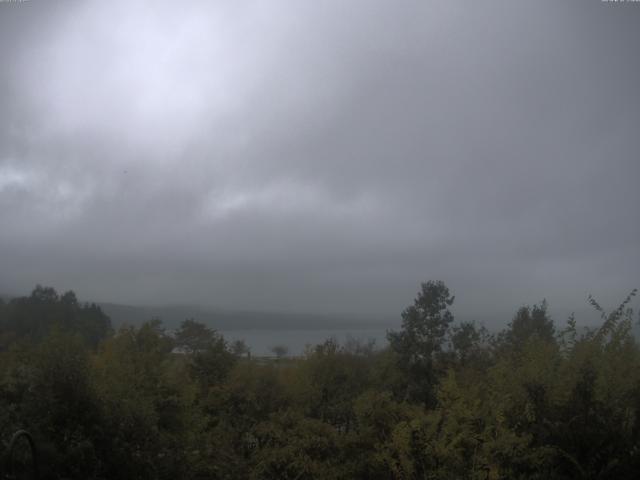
1 1 638 323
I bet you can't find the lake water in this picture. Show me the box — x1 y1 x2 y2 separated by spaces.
221 328 390 356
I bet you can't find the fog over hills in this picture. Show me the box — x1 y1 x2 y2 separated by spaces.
98 301 393 331
2 288 630 334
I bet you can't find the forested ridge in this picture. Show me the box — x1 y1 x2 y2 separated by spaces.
0 282 638 480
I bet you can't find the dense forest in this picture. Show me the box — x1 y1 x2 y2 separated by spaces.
0 282 638 479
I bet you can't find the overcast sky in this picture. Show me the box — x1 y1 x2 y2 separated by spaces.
0 0 638 324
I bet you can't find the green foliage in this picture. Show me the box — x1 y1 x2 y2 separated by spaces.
0 283 638 479
174 319 237 387
449 320 493 368
387 280 455 406
499 300 555 352
174 318 215 354
298 338 373 428
0 332 103 478
0 285 111 348
91 321 193 479
250 411 343 480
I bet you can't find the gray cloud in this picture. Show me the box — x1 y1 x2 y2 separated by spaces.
0 0 638 324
